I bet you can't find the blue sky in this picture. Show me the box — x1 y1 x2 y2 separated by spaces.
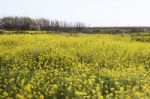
0 0 150 26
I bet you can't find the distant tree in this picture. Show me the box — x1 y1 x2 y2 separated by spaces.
0 18 3 29
75 22 85 32
35 18 50 31
130 28 144 33
0 16 87 32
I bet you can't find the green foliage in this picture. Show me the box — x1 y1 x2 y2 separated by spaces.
131 33 150 42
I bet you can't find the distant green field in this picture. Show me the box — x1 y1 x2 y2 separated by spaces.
0 33 150 99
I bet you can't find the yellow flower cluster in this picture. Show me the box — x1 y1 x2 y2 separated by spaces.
0 33 150 99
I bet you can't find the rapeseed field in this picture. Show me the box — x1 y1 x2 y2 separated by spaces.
0 33 150 99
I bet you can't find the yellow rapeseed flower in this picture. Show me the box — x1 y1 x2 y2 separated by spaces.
24 84 32 92
16 94 24 99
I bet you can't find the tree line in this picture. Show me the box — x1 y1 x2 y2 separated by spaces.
0 16 86 32
0 16 149 33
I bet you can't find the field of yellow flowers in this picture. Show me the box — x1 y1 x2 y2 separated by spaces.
0 33 150 99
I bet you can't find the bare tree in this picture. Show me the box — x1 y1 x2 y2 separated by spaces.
0 16 87 33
